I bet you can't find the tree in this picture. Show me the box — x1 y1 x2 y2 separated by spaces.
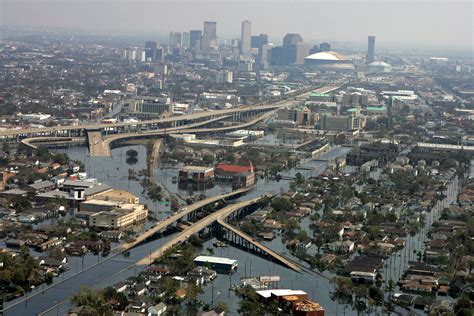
238 300 263 315
215 301 229 313
126 149 138 157
185 283 203 312
202 153 215 165
385 279 395 311
294 172 305 185
271 197 293 212
7 196 32 211
71 287 112 316
314 236 324 253
332 276 353 298
454 294 473 316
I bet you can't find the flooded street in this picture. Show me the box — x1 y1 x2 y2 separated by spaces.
5 143 463 316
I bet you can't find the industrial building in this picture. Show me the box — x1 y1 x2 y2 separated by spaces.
277 106 314 126
179 166 215 183
319 112 366 131
88 203 148 229
127 96 172 118
88 189 140 204
194 256 238 272
215 162 256 188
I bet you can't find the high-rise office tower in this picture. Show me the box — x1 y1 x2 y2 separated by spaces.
251 34 268 50
182 32 190 49
189 30 202 49
202 21 217 51
319 42 331 52
251 36 260 49
240 20 252 55
169 32 182 48
366 36 375 64
203 21 217 38
282 33 305 65
155 48 164 62
283 33 303 47
145 41 157 60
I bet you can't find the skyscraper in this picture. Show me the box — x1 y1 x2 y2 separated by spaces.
366 36 376 64
240 20 251 55
283 33 303 47
145 41 157 60
169 32 182 48
319 42 331 52
251 34 268 49
202 21 217 51
182 32 190 49
282 33 307 65
189 30 202 49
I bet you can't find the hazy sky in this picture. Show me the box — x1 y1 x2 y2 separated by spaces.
1 0 473 51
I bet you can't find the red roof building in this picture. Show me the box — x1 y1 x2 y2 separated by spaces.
215 161 253 174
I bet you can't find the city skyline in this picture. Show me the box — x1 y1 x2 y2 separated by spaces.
1 0 472 53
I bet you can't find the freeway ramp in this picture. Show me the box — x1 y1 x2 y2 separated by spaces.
87 130 110 157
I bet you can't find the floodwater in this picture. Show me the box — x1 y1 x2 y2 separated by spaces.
4 143 462 316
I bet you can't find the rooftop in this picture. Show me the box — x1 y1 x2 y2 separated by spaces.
93 189 139 200
194 255 237 265
28 180 55 190
215 163 252 174
256 289 307 298
182 165 214 172
305 51 350 61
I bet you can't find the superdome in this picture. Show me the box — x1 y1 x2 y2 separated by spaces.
305 51 350 61
304 51 354 71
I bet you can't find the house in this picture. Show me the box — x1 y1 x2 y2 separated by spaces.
5 239 25 248
113 281 128 293
148 302 167 316
39 256 68 271
134 283 148 296
187 266 217 283
37 238 63 252
247 210 270 223
345 256 383 282
263 219 283 230
147 281 167 298
198 310 226 316
126 300 147 313
393 293 415 307
28 180 55 193
325 240 355 253
146 266 170 276
0 189 28 198
413 296 433 311
65 243 87 256
402 283 435 293
321 253 337 264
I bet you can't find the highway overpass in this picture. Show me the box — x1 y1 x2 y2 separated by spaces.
136 195 302 271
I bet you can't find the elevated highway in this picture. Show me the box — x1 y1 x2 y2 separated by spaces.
216 216 301 271
0 104 280 139
136 194 302 271
3 87 322 141
20 136 86 149
117 186 253 252
91 115 232 156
